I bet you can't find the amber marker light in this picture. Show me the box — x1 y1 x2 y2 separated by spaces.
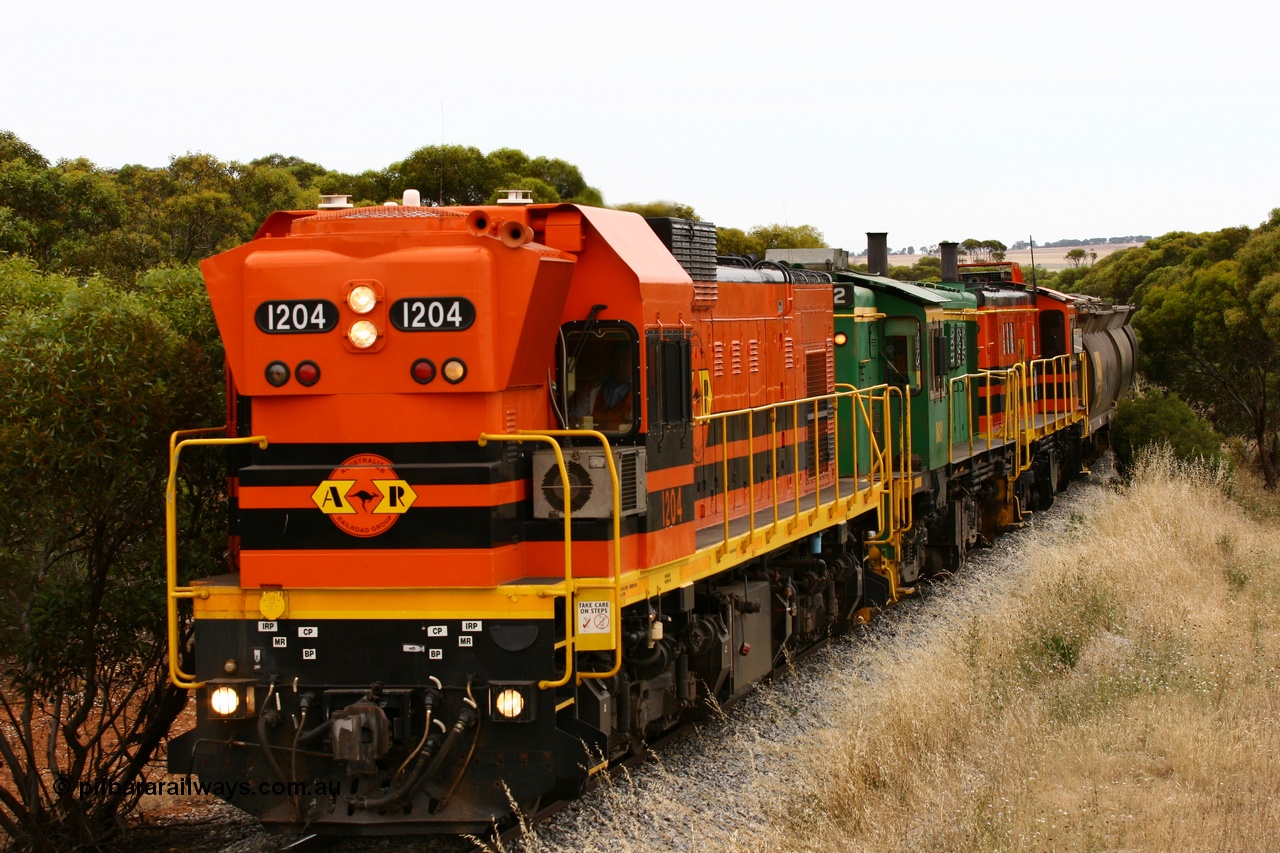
442 358 467 384
349 320 378 349
834 332 849 347
348 285 377 314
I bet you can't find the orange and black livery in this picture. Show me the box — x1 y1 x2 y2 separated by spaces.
164 195 1133 836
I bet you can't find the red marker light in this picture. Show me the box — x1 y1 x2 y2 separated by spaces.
296 360 320 386
411 358 436 385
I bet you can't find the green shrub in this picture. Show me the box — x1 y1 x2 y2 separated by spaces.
1113 386 1224 475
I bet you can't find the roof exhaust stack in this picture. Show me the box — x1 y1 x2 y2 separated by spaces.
940 242 959 282
866 232 888 276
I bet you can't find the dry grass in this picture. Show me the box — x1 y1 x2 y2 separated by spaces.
506 448 1280 852
743 447 1280 852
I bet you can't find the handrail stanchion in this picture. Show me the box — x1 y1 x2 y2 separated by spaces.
515 429 625 683
479 433 577 689
812 399 822 517
722 415 732 549
166 432 268 690
770 408 780 529
747 408 756 539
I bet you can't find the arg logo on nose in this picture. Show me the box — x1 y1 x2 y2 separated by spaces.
310 454 417 538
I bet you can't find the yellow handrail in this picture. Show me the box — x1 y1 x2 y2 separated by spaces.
521 429 624 683
695 388 877 552
1078 352 1092 437
769 408 780 531
166 433 268 690
477 433 576 690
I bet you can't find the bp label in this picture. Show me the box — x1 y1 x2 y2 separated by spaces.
311 454 418 538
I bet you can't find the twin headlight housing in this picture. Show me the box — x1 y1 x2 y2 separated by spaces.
347 284 380 349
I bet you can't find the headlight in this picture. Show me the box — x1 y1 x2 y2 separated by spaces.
349 320 379 349
206 679 257 719
210 686 240 716
348 285 377 314
489 683 534 722
495 688 524 719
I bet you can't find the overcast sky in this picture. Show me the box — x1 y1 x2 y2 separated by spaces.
6 0 1278 252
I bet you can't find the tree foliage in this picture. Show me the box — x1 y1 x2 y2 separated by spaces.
960 238 1007 262
0 260 226 848
1126 214 1280 488
0 130 49 168
616 200 700 221
1066 227 1252 303
0 146 320 283
0 131 606 284
748 223 826 251
1112 386 1225 475
376 145 603 208
853 255 945 282
713 222 827 258
0 130 615 844
716 226 760 256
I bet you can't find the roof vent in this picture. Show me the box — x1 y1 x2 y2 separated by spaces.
496 189 535 205
318 194 353 209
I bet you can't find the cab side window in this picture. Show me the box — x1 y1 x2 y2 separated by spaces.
561 326 638 435
646 330 692 431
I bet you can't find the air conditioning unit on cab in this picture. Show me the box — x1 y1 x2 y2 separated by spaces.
532 447 647 519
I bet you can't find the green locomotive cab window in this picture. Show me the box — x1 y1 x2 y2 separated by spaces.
883 319 921 395
884 335 909 390
929 323 947 401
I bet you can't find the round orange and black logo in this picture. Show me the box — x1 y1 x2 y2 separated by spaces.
309 454 418 538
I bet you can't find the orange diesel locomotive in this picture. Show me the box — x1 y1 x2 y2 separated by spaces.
165 195 891 834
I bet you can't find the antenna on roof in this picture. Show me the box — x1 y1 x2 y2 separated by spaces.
1028 235 1038 292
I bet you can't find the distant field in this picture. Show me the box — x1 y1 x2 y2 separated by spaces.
882 242 1144 272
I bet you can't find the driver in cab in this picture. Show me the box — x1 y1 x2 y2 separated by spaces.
570 341 633 432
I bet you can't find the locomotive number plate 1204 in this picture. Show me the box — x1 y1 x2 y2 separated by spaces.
255 300 339 334
390 298 476 332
